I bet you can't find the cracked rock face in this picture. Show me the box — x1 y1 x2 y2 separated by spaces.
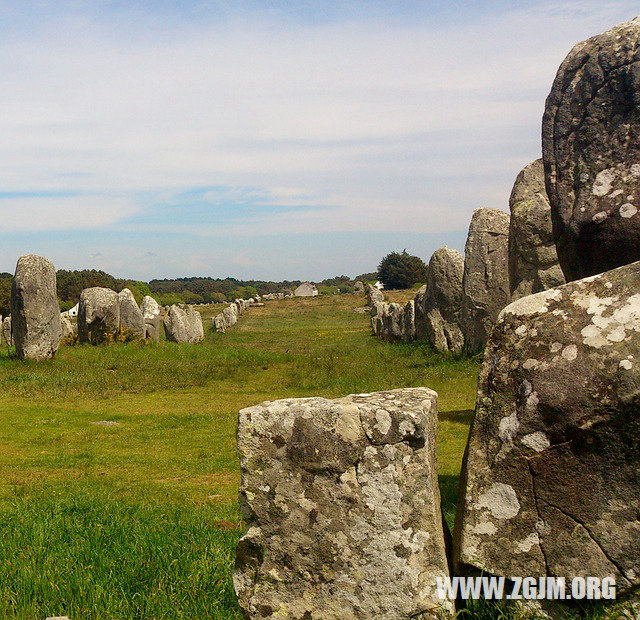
542 18 640 281
461 208 511 352
508 160 565 301
78 287 120 344
234 388 452 619
415 247 464 353
11 254 62 360
141 295 161 320
163 304 204 343
454 261 640 603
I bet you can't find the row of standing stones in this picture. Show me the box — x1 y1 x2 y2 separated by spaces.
4 255 264 358
234 18 640 618
212 295 275 333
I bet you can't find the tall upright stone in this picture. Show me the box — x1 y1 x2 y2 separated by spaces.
141 295 161 320
365 282 384 306
415 247 464 353
78 287 120 344
118 288 145 339
164 304 204 343
508 159 565 301
542 18 640 281
454 261 640 607
234 388 453 619
11 254 62 360
3 316 12 346
461 208 510 352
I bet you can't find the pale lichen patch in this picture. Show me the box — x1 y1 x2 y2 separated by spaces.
521 432 550 452
476 483 521 520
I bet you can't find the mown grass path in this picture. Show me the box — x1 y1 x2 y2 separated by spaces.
0 294 479 619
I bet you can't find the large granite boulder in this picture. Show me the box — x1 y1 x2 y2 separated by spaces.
508 159 565 301
212 314 226 333
78 287 120 344
222 304 238 328
381 302 404 341
365 283 384 306
11 254 62 360
118 288 145 339
164 305 204 343
415 247 464 353
234 388 453 619
461 208 510 352
542 18 640 281
141 295 161 320
454 261 640 605
3 316 12 346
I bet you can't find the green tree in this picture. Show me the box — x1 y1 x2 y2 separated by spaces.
124 281 152 305
377 250 428 290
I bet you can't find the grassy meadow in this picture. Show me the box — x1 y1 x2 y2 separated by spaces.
0 292 480 619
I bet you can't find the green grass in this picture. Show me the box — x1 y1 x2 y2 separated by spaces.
0 294 479 619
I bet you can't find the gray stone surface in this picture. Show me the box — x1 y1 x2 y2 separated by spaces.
508 159 565 301
187 305 204 342
213 314 226 333
365 283 384 306
11 254 62 360
163 304 203 343
542 18 640 281
222 304 238 328
3 315 12 346
78 287 120 344
461 208 511 352
118 288 145 339
454 261 640 604
60 314 75 342
354 280 364 293
415 247 464 353
234 388 452 619
144 316 162 342
141 295 161 320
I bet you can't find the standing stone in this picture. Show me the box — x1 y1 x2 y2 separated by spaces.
461 208 510 352
213 314 226 333
370 301 385 336
454 261 640 606
144 316 162 342
415 247 464 353
141 295 161 320
542 18 640 281
164 305 203 343
3 316 12 346
234 388 453 619
60 314 75 342
222 304 238 328
402 299 415 341
381 302 405 341
508 159 565 301
186 306 204 343
118 288 145 339
78 287 120 344
365 283 384 306
354 280 364 293
11 254 62 360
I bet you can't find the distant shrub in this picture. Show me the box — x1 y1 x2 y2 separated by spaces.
230 286 259 300
182 290 204 304
58 299 75 312
377 250 428 290
317 285 337 296
156 293 183 307
124 281 153 305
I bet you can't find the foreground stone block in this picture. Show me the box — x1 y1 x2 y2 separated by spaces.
78 287 120 344
234 388 452 619
543 18 640 281
118 288 145 339
454 261 640 603
11 254 62 360
508 159 565 301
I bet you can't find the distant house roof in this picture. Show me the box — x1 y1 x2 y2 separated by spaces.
294 282 318 296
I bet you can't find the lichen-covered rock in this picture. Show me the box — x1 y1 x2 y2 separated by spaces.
163 305 204 343
461 208 510 352
78 287 120 344
454 261 640 605
11 254 62 360
3 315 12 346
365 283 384 306
234 388 453 619
370 301 384 336
141 295 161 320
144 316 162 342
402 299 415 341
118 288 145 339
508 160 565 301
222 304 238 328
60 314 75 342
415 247 464 353
213 314 226 333
542 18 640 281
354 280 364 293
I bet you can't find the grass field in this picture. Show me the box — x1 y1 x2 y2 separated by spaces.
0 293 480 619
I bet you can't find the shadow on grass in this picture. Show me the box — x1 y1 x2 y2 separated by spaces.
440 409 475 425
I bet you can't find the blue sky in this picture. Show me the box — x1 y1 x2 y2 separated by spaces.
0 1 638 280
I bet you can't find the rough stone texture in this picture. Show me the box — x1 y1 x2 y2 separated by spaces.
234 388 452 619
415 247 464 353
461 208 511 352
3 316 12 346
354 280 364 293
11 254 62 360
163 305 204 343
365 283 384 306
381 303 404 341
370 301 384 336
402 299 415 341
60 315 75 341
222 304 238 328
78 287 120 345
213 314 226 333
141 295 161 320
454 261 640 604
118 288 145 339
294 282 318 297
508 159 565 301
542 18 640 281
144 316 162 342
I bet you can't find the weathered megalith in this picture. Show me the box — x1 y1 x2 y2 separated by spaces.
454 261 640 605
3 315 12 346
141 295 161 320
381 302 404 341
365 282 384 306
212 314 226 333
118 288 145 339
354 280 364 293
222 304 238 328
370 301 384 336
402 299 415 341
11 254 62 360
461 208 510 352
415 247 464 353
78 287 120 344
508 159 565 301
60 314 75 342
234 388 453 619
542 18 640 281
164 305 204 343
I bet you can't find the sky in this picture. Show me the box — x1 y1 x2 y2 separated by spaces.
0 1 638 281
